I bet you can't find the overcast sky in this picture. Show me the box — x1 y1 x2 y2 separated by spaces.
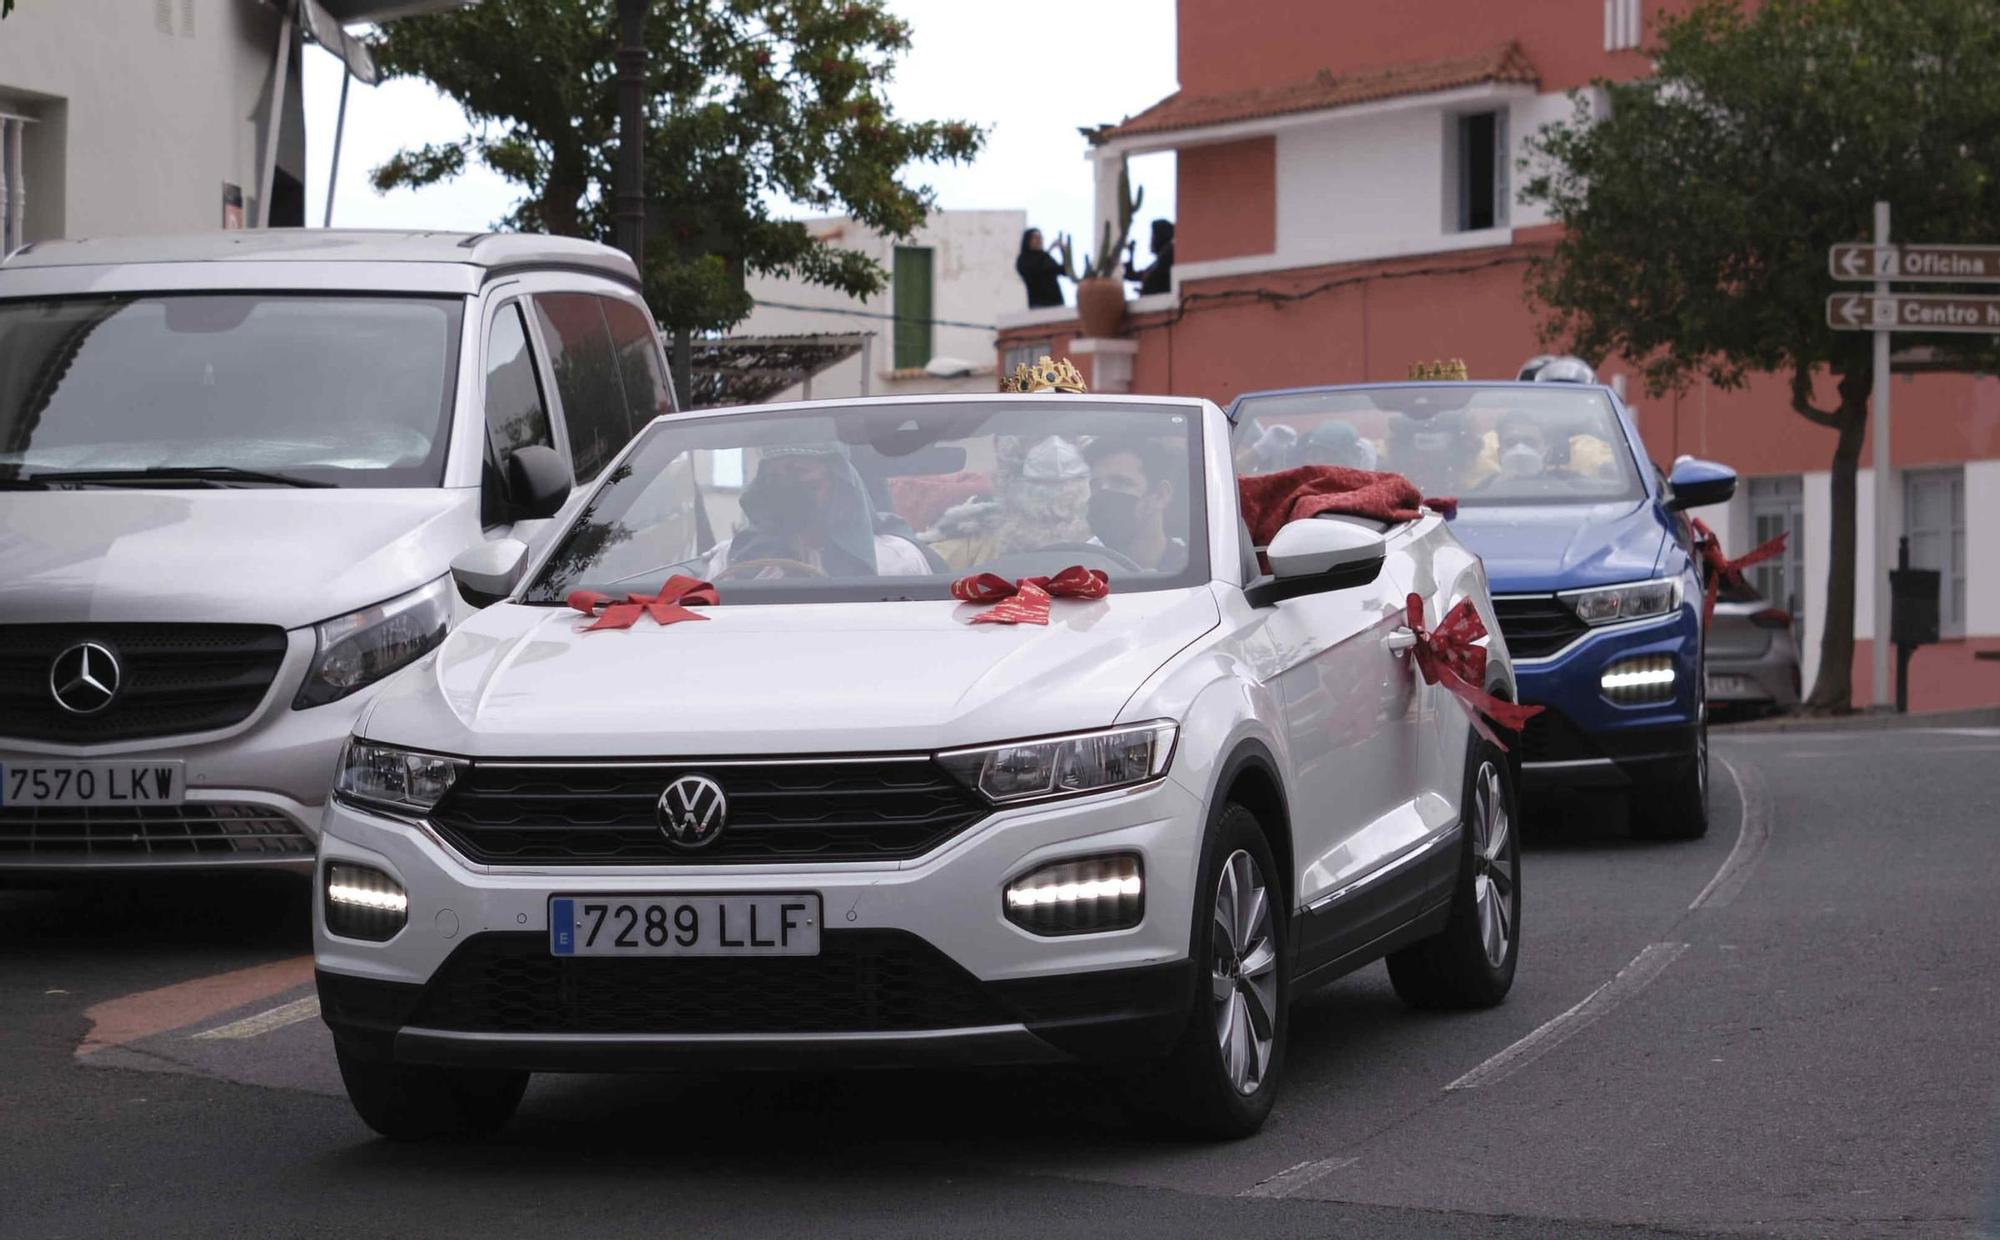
302 1 1180 278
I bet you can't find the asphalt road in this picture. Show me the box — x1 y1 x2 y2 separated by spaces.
4 726 1998 1239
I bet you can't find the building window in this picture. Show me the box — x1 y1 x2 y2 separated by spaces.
1747 475 1806 643
1451 110 1507 233
1904 467 1966 636
892 245 934 370
1605 0 1642 51
0 116 27 256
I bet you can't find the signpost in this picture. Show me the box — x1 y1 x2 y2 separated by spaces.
1828 212 2000 708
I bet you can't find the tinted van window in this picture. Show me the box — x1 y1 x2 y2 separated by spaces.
601 296 675 425
534 293 635 480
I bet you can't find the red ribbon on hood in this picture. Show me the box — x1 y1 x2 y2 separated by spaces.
950 565 1110 625
1404 593 1545 752
567 575 719 631
1691 518 1788 631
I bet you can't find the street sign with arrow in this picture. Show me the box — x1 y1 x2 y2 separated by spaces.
1830 243 2000 282
1826 291 2000 333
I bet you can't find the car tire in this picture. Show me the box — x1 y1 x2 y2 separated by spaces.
1630 720 1710 841
334 1040 528 1141
1132 803 1288 1140
1386 738 1520 1010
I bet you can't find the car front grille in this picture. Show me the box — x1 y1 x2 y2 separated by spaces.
0 802 313 861
1515 707 1599 764
408 931 1012 1035
1491 596 1590 660
0 624 288 743
429 757 990 865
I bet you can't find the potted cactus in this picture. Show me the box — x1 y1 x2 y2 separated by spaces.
1067 164 1142 338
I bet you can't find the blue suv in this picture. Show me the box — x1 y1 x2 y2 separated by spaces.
1230 378 1735 839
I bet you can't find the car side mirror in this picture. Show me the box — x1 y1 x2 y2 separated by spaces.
1245 516 1388 606
506 444 571 520
451 537 529 608
1666 456 1737 511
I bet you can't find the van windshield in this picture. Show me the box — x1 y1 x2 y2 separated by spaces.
0 294 463 488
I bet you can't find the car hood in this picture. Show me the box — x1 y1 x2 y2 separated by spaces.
1445 500 1669 592
0 488 478 628
359 588 1222 757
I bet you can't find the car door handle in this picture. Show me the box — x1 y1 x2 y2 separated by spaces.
1382 628 1418 654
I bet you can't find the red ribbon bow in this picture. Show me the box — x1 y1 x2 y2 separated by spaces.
950 565 1110 625
1691 518 1788 632
566 575 719 631
1403 593 1545 752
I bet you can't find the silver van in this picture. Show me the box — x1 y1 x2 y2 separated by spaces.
0 230 676 870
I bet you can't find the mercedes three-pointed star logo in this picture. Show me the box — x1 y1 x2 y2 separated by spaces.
48 641 121 716
656 774 728 849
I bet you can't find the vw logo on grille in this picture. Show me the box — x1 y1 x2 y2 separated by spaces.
48 641 121 716
656 774 727 849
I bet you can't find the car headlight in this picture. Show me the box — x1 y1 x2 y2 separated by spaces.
334 739 465 814
938 721 1177 805
293 576 452 709
1561 578 1680 626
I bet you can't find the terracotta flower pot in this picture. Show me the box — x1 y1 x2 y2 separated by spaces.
1074 276 1127 339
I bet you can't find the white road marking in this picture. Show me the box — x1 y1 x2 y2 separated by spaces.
1445 942 1689 1092
1238 1156 1358 1199
1688 755 1769 911
1912 727 2000 738
191 995 320 1041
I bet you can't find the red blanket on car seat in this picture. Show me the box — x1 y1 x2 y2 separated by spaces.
1237 466 1456 545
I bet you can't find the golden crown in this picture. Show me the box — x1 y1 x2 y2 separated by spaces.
1408 357 1470 381
1004 355 1089 394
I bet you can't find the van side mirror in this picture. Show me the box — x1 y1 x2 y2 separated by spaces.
451 537 529 608
507 445 571 520
1245 516 1388 606
1665 456 1736 511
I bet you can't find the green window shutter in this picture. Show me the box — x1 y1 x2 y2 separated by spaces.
892 245 934 369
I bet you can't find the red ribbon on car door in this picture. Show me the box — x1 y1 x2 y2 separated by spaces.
566 575 719 631
1403 593 1545 752
950 565 1110 625
1690 518 1788 632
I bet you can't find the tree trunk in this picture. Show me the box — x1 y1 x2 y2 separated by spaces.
1803 373 1873 714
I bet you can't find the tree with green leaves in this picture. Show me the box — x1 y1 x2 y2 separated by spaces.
1521 0 2000 713
369 0 981 385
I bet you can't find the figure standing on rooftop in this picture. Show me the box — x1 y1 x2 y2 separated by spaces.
1015 228 1069 309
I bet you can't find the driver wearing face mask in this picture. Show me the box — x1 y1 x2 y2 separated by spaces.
707 443 930 579
1496 411 1553 479
1084 435 1184 571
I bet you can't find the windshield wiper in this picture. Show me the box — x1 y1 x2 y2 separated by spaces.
11 466 335 489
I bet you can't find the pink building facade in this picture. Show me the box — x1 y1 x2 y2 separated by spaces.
997 0 2000 710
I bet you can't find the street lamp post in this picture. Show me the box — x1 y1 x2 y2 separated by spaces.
614 0 648 268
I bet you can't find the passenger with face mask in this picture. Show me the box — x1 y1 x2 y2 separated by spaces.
1084 434 1184 571
707 443 931 579
1496 411 1552 479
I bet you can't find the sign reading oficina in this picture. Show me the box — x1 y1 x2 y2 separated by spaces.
1829 243 2000 283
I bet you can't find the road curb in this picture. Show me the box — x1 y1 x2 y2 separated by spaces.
1714 704 2000 735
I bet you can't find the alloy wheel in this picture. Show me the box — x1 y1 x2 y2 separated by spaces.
1210 848 1278 1096
1469 761 1515 969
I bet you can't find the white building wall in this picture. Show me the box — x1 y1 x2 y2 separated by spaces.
1275 107 1442 258
1963 459 2000 639
736 209 1024 402
1800 469 1884 698
0 0 283 241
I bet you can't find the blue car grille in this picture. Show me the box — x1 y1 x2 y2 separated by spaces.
1491 596 1590 660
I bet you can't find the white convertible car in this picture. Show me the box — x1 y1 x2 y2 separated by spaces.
314 387 1524 1140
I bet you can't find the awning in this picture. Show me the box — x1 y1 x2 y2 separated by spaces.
298 0 377 84
687 333 868 408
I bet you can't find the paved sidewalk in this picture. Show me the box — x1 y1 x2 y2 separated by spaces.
1714 704 2000 734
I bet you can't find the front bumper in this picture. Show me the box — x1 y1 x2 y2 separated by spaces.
314 775 1206 1071
1508 607 1703 790
0 663 368 870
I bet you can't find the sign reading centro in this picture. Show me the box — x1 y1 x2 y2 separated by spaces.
1826 292 2000 334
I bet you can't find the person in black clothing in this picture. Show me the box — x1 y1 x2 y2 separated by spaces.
1125 219 1175 296
1015 228 1068 308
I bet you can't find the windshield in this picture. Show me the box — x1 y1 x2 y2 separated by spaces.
524 399 1207 606
1233 384 1644 505
0 294 464 487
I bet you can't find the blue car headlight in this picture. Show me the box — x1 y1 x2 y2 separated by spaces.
1560 577 1680 626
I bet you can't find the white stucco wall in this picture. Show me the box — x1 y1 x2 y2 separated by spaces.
0 0 284 242
736 209 1024 402
1964 459 2000 639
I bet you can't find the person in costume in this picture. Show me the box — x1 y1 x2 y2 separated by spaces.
707 443 930 578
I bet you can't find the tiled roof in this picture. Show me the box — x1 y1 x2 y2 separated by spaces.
1091 43 1540 144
